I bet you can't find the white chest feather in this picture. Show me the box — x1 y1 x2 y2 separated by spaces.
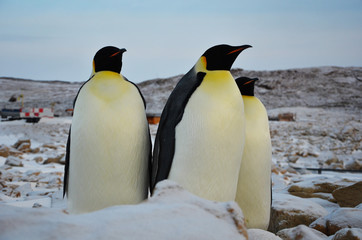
68 72 149 214
235 96 271 229
168 70 245 201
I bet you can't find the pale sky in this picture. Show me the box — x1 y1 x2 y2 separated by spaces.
0 0 361 83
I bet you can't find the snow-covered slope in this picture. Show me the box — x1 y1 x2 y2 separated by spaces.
0 77 82 117
2 66 361 116
138 66 362 114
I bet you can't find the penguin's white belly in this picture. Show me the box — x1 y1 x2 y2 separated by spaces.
169 72 245 201
236 96 271 229
68 77 149 214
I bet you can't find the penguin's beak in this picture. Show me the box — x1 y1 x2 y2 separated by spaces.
110 48 127 57
227 45 252 55
243 78 259 85
243 80 254 85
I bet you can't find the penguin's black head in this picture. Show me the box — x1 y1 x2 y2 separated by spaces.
93 46 127 73
202 44 252 71
235 77 258 96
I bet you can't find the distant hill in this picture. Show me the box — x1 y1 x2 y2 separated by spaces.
138 66 362 114
0 77 82 117
1 66 361 117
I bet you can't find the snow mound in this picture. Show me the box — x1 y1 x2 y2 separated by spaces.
248 229 282 240
0 180 248 240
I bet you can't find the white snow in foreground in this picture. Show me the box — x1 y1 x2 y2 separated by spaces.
248 229 282 240
0 180 249 240
0 108 361 239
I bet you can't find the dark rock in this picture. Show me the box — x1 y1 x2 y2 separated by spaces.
30 148 40 154
310 207 362 236
33 156 43 163
13 139 31 150
332 181 362 207
344 159 362 170
43 154 65 165
0 145 10 158
268 193 327 233
32 203 43 208
42 144 58 150
288 177 357 203
5 156 23 167
277 224 328 240
330 228 362 240
18 143 31 152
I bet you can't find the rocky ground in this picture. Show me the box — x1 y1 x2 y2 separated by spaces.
0 77 82 117
1 66 361 116
0 66 361 239
138 66 362 114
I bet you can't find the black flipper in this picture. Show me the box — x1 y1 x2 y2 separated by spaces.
63 76 93 198
151 68 206 192
63 128 71 197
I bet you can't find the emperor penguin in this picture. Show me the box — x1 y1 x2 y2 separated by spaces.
151 44 251 202
63 46 151 214
234 77 272 230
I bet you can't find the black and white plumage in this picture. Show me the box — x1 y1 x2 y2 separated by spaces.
151 44 251 201
63 46 151 214
234 76 272 230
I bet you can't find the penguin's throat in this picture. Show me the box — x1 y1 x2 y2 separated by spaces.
201 71 235 94
195 57 230 79
89 72 127 101
94 71 121 78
